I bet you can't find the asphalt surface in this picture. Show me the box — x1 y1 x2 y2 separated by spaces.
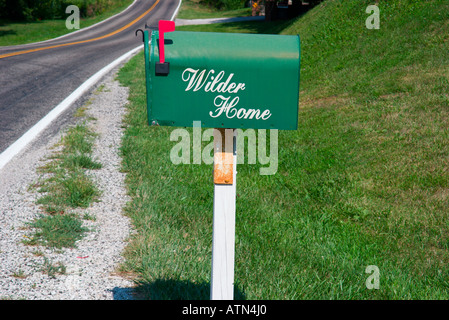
0 0 181 153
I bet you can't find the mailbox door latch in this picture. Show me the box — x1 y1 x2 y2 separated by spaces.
155 61 169 76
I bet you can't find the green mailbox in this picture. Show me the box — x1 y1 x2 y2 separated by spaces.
141 21 300 130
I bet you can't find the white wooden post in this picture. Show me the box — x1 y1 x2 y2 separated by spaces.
211 128 237 300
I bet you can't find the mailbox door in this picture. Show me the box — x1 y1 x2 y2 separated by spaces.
148 31 300 130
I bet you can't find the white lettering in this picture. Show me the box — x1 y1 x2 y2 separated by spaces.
182 68 214 92
181 68 272 122
207 70 224 92
182 68 246 94
210 95 272 120
65 5 80 30
365 265 380 289
226 97 239 118
182 304 216 317
244 109 260 119
366 5 380 30
260 109 272 120
210 95 230 118
236 108 246 119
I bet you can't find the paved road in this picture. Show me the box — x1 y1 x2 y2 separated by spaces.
0 0 181 153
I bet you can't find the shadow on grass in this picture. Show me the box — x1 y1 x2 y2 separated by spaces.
234 19 299 34
0 29 17 37
116 279 246 300
176 18 300 35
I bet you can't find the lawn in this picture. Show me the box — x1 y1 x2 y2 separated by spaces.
117 0 449 299
176 0 252 20
0 0 133 46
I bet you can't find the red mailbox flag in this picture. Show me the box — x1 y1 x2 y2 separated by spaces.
158 20 175 64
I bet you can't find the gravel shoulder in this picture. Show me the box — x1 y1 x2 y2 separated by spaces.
0 63 135 300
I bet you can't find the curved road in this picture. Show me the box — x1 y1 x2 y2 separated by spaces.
0 0 181 154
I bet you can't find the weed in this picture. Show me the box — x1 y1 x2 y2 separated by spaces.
39 258 66 278
28 110 101 248
11 270 27 279
25 214 89 249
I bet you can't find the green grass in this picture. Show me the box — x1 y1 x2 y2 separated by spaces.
177 0 251 19
37 170 99 211
35 123 101 213
117 0 449 299
25 214 89 249
39 257 67 278
27 116 101 248
176 18 297 34
0 0 133 46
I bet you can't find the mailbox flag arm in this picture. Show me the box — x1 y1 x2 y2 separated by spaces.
155 20 175 76
158 20 175 64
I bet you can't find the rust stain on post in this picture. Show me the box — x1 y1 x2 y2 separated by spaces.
214 128 233 185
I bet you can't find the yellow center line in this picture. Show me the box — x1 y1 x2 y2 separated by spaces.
0 0 160 59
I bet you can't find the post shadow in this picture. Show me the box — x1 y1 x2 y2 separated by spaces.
113 279 246 300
